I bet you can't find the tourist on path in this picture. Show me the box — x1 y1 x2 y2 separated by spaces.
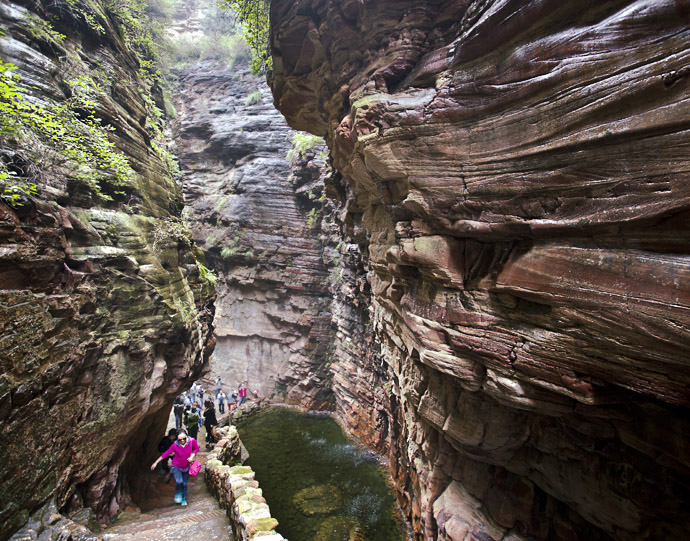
184 406 200 440
230 390 238 410
238 383 247 406
218 390 226 414
173 396 184 431
203 400 218 449
150 429 198 507
157 428 177 477
215 377 222 399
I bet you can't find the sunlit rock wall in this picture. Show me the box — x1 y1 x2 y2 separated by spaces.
173 53 336 408
270 0 690 538
0 1 214 537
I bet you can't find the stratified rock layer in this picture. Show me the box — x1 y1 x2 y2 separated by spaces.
173 54 335 408
270 0 690 539
0 2 214 537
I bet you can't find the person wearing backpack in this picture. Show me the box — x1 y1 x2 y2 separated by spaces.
157 428 177 478
184 406 200 440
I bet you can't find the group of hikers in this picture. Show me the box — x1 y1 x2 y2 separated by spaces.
150 377 259 507
172 379 255 432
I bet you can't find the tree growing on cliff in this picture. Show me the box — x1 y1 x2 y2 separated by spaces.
217 0 270 74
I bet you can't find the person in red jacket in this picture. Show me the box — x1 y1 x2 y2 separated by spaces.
150 429 199 507
238 383 247 406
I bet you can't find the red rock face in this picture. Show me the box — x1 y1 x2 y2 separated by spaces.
270 0 690 538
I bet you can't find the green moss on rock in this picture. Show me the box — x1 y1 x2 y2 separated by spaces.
229 465 253 475
315 516 365 541
293 484 342 516
245 517 279 536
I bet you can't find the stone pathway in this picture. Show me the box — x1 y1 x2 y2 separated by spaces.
102 428 233 541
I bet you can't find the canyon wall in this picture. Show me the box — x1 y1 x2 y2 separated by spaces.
270 0 690 539
171 19 336 407
168 0 392 452
0 1 214 538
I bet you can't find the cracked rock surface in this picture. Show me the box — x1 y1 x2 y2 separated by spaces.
269 0 690 538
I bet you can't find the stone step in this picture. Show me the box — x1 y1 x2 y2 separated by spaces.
103 442 233 540
103 508 230 540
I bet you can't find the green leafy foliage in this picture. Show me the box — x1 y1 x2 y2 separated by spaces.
306 207 321 229
217 0 271 75
245 90 262 106
26 16 67 47
165 5 250 69
220 244 238 258
0 61 134 204
102 0 181 178
198 263 218 286
0 170 37 206
66 0 106 35
219 230 252 259
105 0 164 79
0 0 187 206
219 244 253 259
286 132 326 166
168 32 250 69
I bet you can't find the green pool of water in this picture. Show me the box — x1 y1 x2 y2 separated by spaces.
237 407 406 541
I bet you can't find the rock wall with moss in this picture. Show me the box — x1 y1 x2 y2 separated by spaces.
0 1 215 537
269 0 690 539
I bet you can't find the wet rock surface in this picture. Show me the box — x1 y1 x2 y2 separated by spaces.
269 0 690 538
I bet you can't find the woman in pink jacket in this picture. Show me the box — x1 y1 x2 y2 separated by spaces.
151 429 198 506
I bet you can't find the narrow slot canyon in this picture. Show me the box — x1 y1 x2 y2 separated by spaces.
1 0 690 540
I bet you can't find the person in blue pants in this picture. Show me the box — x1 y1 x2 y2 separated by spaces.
151 429 199 507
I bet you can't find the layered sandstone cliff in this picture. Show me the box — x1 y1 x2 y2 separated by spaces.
0 1 214 537
172 48 336 406
270 0 690 539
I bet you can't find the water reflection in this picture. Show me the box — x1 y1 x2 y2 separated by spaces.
237 407 405 541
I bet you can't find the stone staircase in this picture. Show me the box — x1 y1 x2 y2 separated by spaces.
103 440 233 540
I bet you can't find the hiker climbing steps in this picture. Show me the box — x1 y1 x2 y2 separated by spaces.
102 425 283 541
102 446 232 540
